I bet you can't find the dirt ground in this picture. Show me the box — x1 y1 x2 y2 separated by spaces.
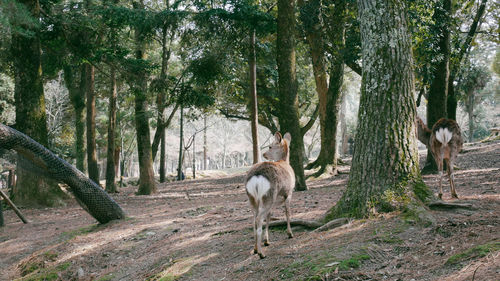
1 141 499 281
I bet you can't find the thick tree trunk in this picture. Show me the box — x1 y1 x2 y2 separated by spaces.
0 124 125 223
329 0 432 219
133 0 156 195
249 29 260 164
277 0 307 191
105 67 118 193
11 0 66 206
63 65 87 172
85 63 100 183
424 0 451 173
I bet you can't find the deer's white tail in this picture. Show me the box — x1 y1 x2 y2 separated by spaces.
246 175 270 205
435 128 453 146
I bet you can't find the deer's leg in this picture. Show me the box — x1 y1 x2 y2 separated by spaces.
255 209 266 259
437 152 444 199
284 197 293 239
264 212 270 246
446 158 458 199
253 211 258 254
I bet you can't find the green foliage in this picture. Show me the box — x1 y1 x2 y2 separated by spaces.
20 262 71 281
446 241 500 265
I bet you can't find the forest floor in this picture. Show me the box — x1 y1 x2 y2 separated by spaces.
1 140 499 281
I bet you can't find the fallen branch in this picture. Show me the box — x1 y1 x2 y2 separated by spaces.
427 201 473 210
0 189 28 224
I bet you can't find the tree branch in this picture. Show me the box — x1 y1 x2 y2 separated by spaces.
301 103 319 136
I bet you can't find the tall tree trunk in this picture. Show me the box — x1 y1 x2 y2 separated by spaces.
466 90 475 142
299 0 329 174
63 65 86 172
159 128 166 182
329 0 432 220
152 24 171 165
133 0 156 194
423 0 451 173
300 0 346 177
105 66 118 192
85 63 100 183
177 105 184 180
203 116 208 170
277 0 307 191
11 0 66 206
447 0 487 119
249 29 260 164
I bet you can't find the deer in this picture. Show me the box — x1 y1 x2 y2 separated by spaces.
416 117 463 199
245 132 295 259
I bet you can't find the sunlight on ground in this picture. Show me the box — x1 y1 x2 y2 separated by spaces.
153 253 218 280
172 231 215 251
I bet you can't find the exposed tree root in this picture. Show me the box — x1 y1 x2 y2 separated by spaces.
266 217 349 232
427 201 474 210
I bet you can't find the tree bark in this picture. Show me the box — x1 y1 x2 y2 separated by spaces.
85 63 100 183
329 0 432 219
424 0 451 173
63 65 86 172
0 124 126 223
105 66 118 193
249 29 260 164
277 0 307 190
11 0 66 206
133 0 156 195
177 105 184 180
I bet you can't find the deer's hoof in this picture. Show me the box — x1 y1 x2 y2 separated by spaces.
259 253 266 259
438 193 443 199
253 249 258 254
288 233 294 239
452 194 458 199
264 241 270 246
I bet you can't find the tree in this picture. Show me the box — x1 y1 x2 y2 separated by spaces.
328 0 433 219
277 0 307 190
63 65 86 172
10 0 67 206
132 0 156 195
300 0 346 177
423 0 452 172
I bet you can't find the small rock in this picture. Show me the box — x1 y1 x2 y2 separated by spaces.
77 267 85 278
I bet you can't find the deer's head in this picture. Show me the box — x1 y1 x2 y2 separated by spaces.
263 132 291 162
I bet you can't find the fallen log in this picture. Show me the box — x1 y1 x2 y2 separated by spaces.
0 124 125 224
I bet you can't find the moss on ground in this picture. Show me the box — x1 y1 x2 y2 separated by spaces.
446 241 500 265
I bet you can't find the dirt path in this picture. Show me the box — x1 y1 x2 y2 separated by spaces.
1 141 499 281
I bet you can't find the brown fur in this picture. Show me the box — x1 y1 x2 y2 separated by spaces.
245 132 295 259
416 117 463 199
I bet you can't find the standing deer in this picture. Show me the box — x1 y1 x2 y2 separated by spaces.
245 132 295 259
416 117 463 199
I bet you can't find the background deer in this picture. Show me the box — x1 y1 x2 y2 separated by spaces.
416 117 463 199
245 132 295 259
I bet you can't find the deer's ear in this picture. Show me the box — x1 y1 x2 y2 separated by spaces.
283 132 291 143
274 132 283 143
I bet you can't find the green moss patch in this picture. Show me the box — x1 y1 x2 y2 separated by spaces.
446 241 500 265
